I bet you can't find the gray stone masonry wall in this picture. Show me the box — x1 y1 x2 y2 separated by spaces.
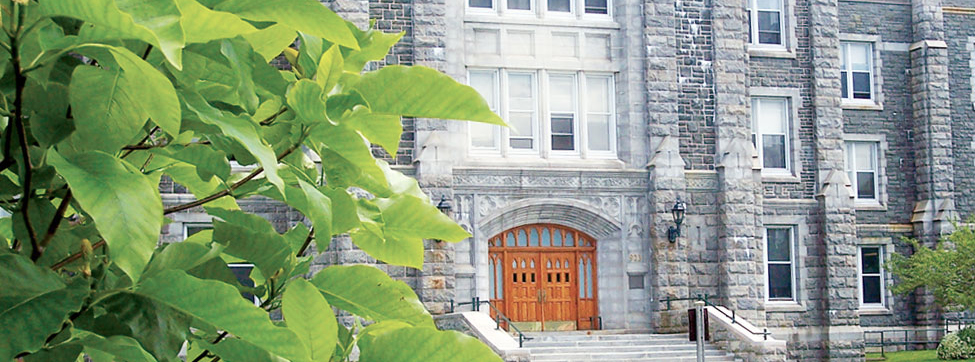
946 12 975 219
678 0 718 171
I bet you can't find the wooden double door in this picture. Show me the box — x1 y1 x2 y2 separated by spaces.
488 224 598 330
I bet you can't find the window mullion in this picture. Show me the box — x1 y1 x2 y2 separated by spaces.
579 72 589 158
501 69 510 157
540 69 550 158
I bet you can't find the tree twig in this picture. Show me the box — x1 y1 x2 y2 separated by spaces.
50 239 105 271
120 126 159 159
36 190 72 257
297 228 315 257
163 132 309 215
9 7 38 260
259 107 288 126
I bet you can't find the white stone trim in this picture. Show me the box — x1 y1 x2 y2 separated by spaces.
843 133 889 211
840 34 884 110
748 87 803 181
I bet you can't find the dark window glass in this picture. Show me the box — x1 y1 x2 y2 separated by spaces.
470 0 493 8
185 224 212 237
757 11 781 44
768 264 793 299
852 72 871 99
585 0 608 13
767 229 791 262
861 247 880 274
762 134 787 169
508 0 530 10
841 72 849 98
510 138 533 149
862 275 882 303
551 115 575 151
548 0 571 11
857 172 875 199
628 274 645 290
229 265 257 303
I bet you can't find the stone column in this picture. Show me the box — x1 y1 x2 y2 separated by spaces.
711 0 766 325
411 0 455 315
320 0 369 28
909 0 954 330
643 0 689 333
810 0 863 357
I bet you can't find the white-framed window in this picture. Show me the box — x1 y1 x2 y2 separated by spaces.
765 227 797 302
858 245 886 308
228 263 262 306
747 0 784 47
183 223 212 239
845 141 879 201
467 0 611 17
468 69 616 159
751 97 791 173
841 42 874 102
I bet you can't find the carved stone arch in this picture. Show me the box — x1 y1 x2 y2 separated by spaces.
478 198 623 240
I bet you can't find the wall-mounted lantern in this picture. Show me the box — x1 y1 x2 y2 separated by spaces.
668 196 686 243
436 194 453 216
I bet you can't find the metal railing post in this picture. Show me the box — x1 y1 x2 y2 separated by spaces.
472 297 480 312
695 301 706 362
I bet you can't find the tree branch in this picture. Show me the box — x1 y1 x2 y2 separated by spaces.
163 132 309 215
297 228 315 257
120 126 159 159
36 190 72 257
50 239 105 271
9 6 38 260
259 107 288 126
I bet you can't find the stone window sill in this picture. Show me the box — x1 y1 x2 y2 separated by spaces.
747 46 796 59
462 156 626 170
761 173 801 184
855 201 887 211
842 101 884 111
858 308 892 316
766 302 806 313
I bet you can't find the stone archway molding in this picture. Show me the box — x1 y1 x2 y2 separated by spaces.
478 198 623 240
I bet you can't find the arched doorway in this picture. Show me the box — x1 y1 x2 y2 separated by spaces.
488 224 598 331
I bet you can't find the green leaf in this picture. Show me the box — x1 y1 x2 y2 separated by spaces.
118 270 308 361
210 209 294 280
162 164 239 210
297 32 324 78
358 327 502 362
199 337 285 362
215 0 358 50
66 66 146 153
283 180 332 250
97 293 191 362
322 187 358 235
282 279 337 362
114 0 185 68
47 150 163 281
378 195 471 243
310 265 433 328
0 254 88 361
241 24 297 62
142 241 225 280
178 0 257 44
39 0 184 68
181 91 284 193
21 344 83 362
352 65 506 125
316 45 344 93
72 329 158 362
343 24 403 73
306 122 389 195
151 144 231 181
286 80 328 126
349 112 402 156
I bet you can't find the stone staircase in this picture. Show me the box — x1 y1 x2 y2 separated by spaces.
523 331 738 361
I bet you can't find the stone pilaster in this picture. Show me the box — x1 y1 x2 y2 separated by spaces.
711 0 766 325
909 0 954 330
810 0 863 356
320 0 369 28
411 0 455 315
643 0 688 333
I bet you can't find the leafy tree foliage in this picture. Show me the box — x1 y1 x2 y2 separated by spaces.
887 222 975 312
0 0 505 361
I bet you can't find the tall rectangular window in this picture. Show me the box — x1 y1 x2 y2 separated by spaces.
548 0 571 12
508 73 537 150
841 42 873 101
752 97 790 172
470 0 493 8
585 0 608 14
549 74 577 151
766 227 795 301
845 141 878 200
469 70 500 150
859 246 885 307
586 75 613 152
508 0 531 10
748 0 783 46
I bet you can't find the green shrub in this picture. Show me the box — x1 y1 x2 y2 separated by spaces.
938 329 975 360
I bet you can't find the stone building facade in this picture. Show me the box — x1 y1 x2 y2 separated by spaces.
159 0 975 360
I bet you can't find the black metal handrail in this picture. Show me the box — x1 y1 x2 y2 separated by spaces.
864 317 975 357
659 294 772 341
450 298 532 348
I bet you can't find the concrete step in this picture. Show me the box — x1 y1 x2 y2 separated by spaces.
524 333 688 343
524 338 700 348
529 350 734 361
523 332 735 362
528 344 725 354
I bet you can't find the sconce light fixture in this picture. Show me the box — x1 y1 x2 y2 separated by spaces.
668 196 686 243
436 194 453 216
